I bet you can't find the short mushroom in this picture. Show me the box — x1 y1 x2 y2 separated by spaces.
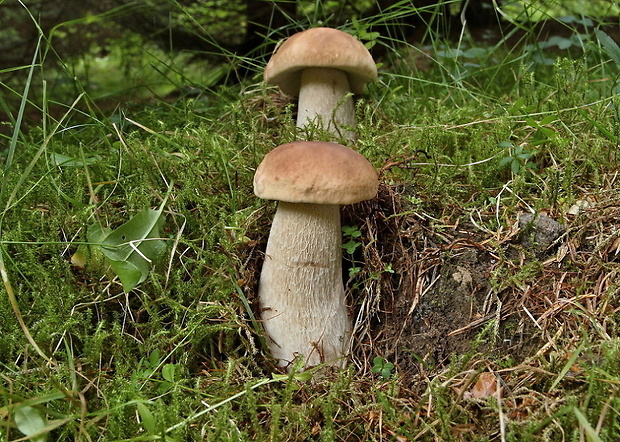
254 141 378 369
264 27 377 139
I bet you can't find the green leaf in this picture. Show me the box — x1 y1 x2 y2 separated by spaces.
498 156 513 168
87 207 167 291
50 152 101 167
539 114 557 125
271 371 313 382
108 259 144 292
342 225 361 238
371 356 394 379
348 266 361 278
100 208 166 263
538 126 557 139
436 48 464 58
342 240 361 254
149 349 161 367
511 97 525 111
137 402 156 435
524 117 539 128
372 356 385 373
546 36 573 50
162 364 177 383
463 47 488 58
14 406 48 442
595 29 620 67
381 368 393 379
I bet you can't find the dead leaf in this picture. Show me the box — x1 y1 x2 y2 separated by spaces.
311 421 321 435
463 372 499 399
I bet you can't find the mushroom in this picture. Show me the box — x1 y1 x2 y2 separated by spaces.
264 27 377 139
254 141 378 369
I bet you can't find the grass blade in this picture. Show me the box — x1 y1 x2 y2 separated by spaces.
578 108 619 143
573 408 604 442
0 26 55 365
549 339 587 391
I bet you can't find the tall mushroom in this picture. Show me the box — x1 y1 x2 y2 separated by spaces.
264 27 377 139
254 141 378 369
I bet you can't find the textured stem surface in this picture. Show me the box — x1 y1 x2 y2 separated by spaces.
297 67 356 140
258 202 350 368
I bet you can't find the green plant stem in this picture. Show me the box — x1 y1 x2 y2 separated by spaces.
0 257 54 365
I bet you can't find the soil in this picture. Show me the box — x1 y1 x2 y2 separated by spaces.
380 247 497 368
341 184 570 388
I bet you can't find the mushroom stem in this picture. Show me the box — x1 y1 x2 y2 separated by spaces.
297 67 356 139
258 201 350 369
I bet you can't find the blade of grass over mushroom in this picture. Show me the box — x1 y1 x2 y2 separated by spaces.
230 269 265 348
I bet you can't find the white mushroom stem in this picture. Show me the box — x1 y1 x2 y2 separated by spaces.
297 67 356 140
258 201 350 369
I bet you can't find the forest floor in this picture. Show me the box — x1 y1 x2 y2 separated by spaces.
2 10 620 441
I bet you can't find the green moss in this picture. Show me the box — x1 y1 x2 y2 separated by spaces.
2 3 620 440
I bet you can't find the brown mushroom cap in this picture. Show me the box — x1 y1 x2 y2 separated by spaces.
264 27 377 97
254 141 378 205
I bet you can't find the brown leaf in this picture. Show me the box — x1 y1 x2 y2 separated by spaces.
464 372 499 399
311 421 321 435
